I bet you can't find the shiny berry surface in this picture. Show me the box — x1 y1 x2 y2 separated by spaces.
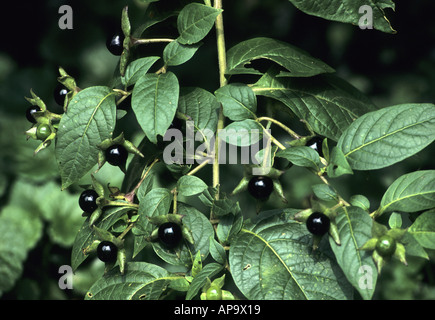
105 144 128 167
26 105 41 123
36 123 52 140
158 222 183 249
54 84 69 106
79 189 99 214
106 33 125 56
307 137 324 158
247 176 274 200
97 241 118 263
376 235 397 257
306 212 330 235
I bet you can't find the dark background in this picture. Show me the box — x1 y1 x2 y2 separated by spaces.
0 0 434 300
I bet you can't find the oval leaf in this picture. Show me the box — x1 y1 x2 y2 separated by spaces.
329 206 377 300
132 72 179 144
163 40 202 67
221 119 263 147
276 146 321 170
378 170 435 215
215 83 257 121
55 86 117 190
177 175 208 197
337 103 435 170
177 3 222 44
408 210 435 249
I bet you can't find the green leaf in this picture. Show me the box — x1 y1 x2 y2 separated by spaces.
177 175 208 197
216 212 243 245
329 206 377 300
55 86 117 189
215 83 257 121
252 70 377 141
132 72 179 144
337 104 435 171
177 3 222 45
229 209 352 300
326 147 354 178
378 170 435 215
226 37 334 77
85 262 183 300
163 40 202 67
311 184 338 201
209 237 227 265
276 146 321 170
151 204 214 269
121 56 160 87
186 262 224 300
408 211 435 249
288 0 396 34
178 87 219 137
222 119 263 147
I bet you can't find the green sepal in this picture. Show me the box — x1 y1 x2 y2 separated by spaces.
386 227 407 242
328 221 341 246
181 225 195 245
89 207 103 226
359 238 378 251
121 6 131 38
120 42 130 77
191 251 202 278
123 139 144 158
33 139 52 155
393 242 407 266
25 126 38 140
82 240 101 256
57 67 77 91
25 89 47 112
210 274 225 289
148 214 184 226
91 174 105 198
372 250 386 274
117 248 127 275
92 225 124 249
288 136 310 147
293 208 314 223
312 234 322 250
272 178 287 203
372 221 389 238
148 227 159 242
231 176 249 196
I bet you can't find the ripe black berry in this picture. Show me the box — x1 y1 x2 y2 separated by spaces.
97 241 118 263
158 222 183 249
106 33 125 56
307 137 324 158
306 212 330 235
79 189 99 214
54 84 69 106
247 176 274 200
105 144 128 167
26 105 41 123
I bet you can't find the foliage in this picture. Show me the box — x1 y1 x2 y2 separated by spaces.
1 0 435 300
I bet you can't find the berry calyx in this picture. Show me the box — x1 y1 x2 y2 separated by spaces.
206 286 223 300
105 144 128 167
79 189 99 214
307 136 324 158
106 33 125 56
306 212 330 235
247 176 274 200
158 222 183 249
97 241 118 263
376 235 397 257
36 123 52 140
26 105 41 123
54 84 69 106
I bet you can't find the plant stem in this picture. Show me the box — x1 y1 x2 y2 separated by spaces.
257 116 301 139
131 38 174 45
213 0 227 199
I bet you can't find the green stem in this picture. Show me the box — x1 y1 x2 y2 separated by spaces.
131 38 174 45
257 116 302 139
213 0 227 198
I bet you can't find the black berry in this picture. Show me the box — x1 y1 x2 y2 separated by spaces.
247 176 274 200
106 33 125 56
306 137 324 158
97 241 118 263
79 189 99 214
105 144 128 167
26 105 41 123
306 212 330 235
54 84 69 106
158 222 183 249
